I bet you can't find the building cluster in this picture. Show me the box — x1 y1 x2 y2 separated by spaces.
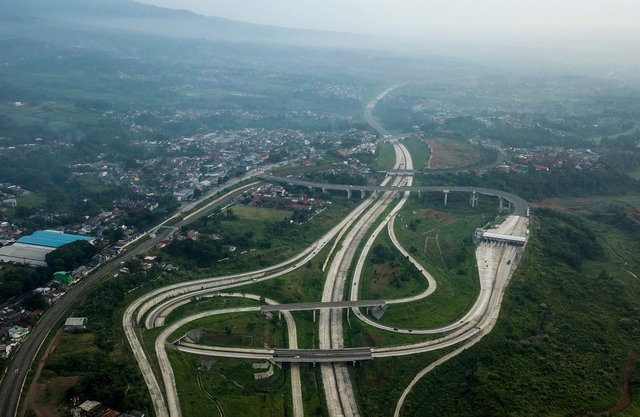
0 307 41 359
248 183 326 212
90 128 376 204
0 183 31 210
0 221 26 246
497 145 607 173
0 230 95 268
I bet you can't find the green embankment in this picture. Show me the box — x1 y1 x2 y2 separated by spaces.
373 142 396 171
401 136 431 170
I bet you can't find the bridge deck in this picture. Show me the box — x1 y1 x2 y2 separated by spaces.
273 348 373 363
261 300 385 313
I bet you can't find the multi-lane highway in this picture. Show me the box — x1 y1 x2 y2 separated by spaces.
4 85 532 417
116 87 531 417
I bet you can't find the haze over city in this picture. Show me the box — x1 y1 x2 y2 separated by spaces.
0 1 640 416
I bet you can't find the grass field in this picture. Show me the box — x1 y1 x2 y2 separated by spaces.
168 310 286 349
359 232 427 301
169 351 292 417
352 347 457 416
425 138 482 168
628 170 640 180
355 195 496 329
401 136 431 170
372 142 396 171
163 297 261 327
232 205 293 222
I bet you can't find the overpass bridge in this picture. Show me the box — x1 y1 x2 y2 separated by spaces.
259 174 529 217
260 300 385 313
261 300 386 322
273 348 373 363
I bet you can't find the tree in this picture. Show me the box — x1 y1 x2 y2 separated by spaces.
45 240 98 270
23 292 47 311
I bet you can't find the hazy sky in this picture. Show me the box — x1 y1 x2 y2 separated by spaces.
137 0 640 45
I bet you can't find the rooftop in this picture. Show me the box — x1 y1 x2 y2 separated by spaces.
17 231 95 248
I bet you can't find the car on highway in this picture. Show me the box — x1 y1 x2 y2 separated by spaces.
294 355 300 359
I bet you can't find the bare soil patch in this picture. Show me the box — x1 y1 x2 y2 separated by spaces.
425 139 480 168
29 376 78 417
596 352 640 415
574 352 640 417
418 209 450 223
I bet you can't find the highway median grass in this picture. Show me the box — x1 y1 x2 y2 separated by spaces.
168 351 291 417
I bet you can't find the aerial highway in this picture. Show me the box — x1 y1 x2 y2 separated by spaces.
317 139 412 417
124 182 385 417
137 90 531 417
154 292 304 417
259 173 529 217
119 87 531 417
363 85 402 137
115 86 530 417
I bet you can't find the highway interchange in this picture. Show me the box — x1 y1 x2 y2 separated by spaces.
122 115 529 415
0 87 530 417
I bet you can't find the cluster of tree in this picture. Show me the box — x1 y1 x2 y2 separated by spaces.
417 166 640 202
0 265 50 301
42 267 156 412
601 133 640 151
266 151 289 163
165 238 227 268
307 171 368 186
370 244 395 264
123 197 178 232
265 217 295 236
535 208 606 271
45 240 98 271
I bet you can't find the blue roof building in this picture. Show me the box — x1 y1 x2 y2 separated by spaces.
17 231 95 248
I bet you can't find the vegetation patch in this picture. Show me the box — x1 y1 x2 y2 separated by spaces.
397 208 640 417
426 138 482 168
169 352 291 417
401 136 431 170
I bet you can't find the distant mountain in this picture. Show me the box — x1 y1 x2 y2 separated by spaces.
0 0 372 49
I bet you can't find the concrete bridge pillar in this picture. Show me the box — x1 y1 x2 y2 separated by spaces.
443 190 449 206
373 191 378 199
322 187 326 194
347 189 352 198
418 190 422 198
308 186 313 192
313 309 316 323
470 191 478 208
361 190 365 199
499 197 504 213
